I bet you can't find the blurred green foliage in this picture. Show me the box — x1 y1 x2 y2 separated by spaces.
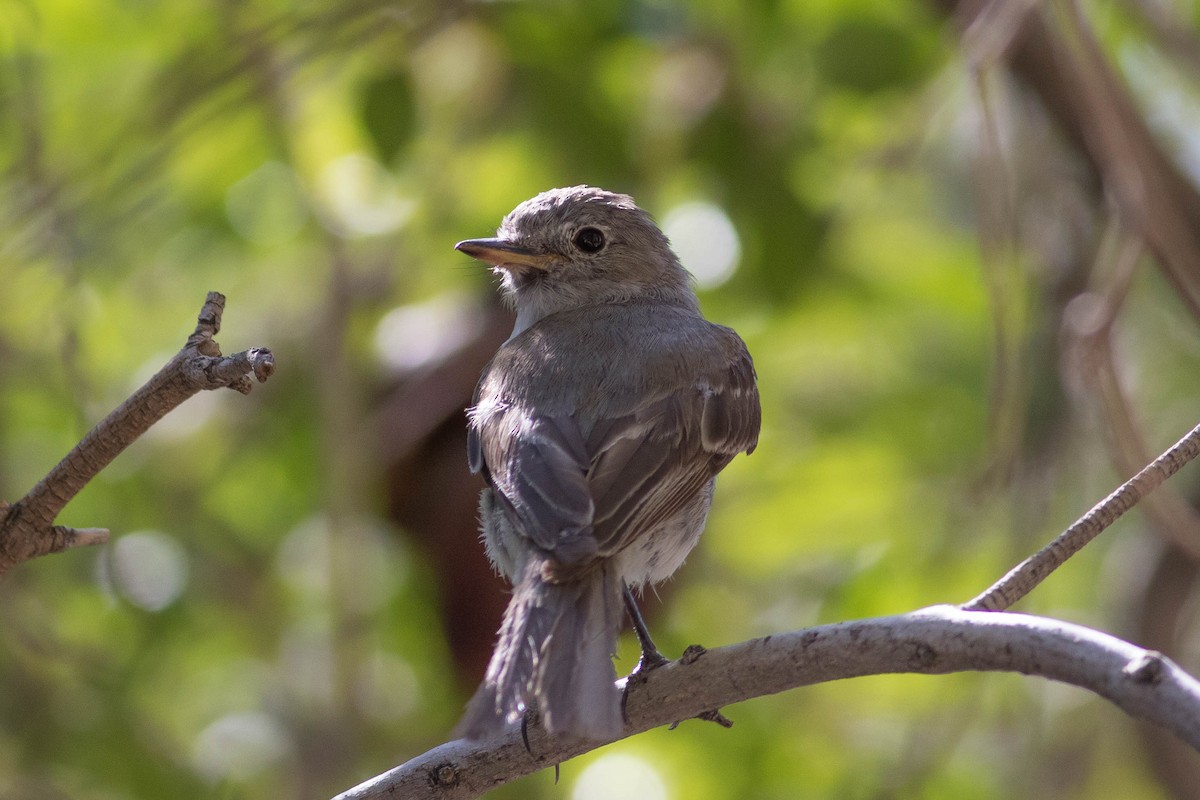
2 0 1199 798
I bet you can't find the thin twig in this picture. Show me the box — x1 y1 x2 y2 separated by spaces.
333 606 1200 800
1065 221 1200 558
0 292 275 574
964 420 1200 611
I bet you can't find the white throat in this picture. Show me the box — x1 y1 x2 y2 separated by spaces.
504 278 570 342
507 305 542 341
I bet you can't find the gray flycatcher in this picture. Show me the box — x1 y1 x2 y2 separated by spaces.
453 185 761 741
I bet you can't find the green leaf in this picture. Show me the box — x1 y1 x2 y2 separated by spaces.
359 71 417 163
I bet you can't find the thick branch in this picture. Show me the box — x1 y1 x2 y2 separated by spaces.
335 606 1200 800
0 291 275 573
964 419 1200 611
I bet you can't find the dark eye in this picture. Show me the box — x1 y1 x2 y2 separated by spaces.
573 227 605 253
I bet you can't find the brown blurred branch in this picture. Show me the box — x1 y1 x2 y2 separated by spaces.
334 606 1200 800
0 292 275 574
1123 0 1200 80
940 0 1200 319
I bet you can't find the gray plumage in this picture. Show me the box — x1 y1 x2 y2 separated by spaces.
454 186 760 741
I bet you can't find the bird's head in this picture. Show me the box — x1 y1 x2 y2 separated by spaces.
456 186 696 331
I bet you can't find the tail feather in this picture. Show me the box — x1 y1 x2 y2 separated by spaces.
456 561 623 740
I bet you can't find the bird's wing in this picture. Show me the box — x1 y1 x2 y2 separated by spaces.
586 339 760 556
471 331 759 570
471 402 601 565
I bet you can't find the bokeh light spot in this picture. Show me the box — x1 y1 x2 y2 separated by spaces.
662 202 741 289
317 153 413 237
374 292 482 373
104 530 189 611
192 712 292 783
573 753 669 800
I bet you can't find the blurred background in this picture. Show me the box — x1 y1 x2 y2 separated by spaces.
3 0 1200 797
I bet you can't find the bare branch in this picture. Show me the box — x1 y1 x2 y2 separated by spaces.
0 291 275 574
964 419 1200 611
334 606 1200 800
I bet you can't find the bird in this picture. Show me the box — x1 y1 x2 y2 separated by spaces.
453 185 760 741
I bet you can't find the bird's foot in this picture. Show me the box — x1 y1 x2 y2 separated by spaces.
670 708 734 730
632 646 671 675
622 584 671 677
519 705 545 756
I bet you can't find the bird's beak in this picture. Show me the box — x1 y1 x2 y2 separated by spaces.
455 238 554 271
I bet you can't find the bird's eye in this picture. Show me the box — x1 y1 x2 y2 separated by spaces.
573 227 606 253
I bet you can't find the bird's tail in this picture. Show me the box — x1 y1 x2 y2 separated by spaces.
456 559 624 740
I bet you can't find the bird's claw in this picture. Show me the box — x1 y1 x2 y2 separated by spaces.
668 708 734 731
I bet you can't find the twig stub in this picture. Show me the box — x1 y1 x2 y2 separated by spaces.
0 291 275 574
